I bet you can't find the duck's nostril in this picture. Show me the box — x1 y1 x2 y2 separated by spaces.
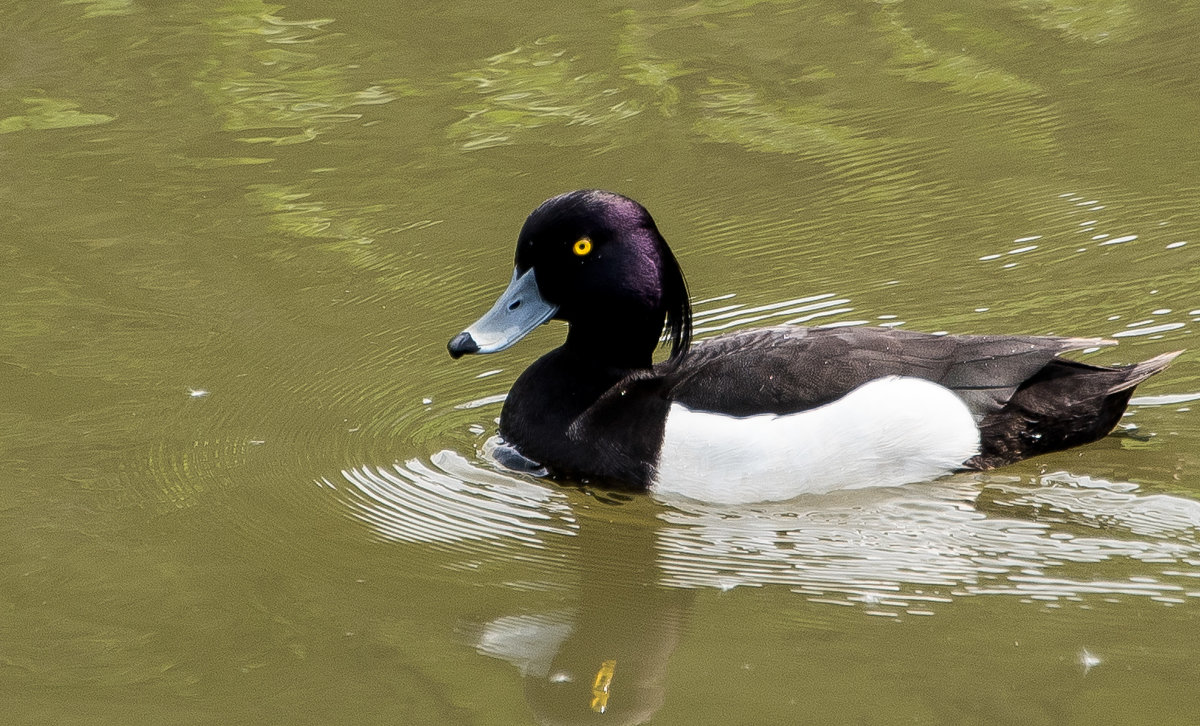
508 299 521 311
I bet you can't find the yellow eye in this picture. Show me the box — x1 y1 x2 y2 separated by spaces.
572 237 593 256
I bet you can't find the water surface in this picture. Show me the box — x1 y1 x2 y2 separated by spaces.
3 0 1200 723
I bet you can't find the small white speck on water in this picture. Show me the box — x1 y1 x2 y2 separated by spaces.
1079 648 1101 675
422 397 433 405
188 389 209 398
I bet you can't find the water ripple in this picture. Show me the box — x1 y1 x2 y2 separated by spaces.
654 474 1200 612
691 293 855 334
330 450 577 553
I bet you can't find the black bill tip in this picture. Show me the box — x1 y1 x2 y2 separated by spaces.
448 331 479 359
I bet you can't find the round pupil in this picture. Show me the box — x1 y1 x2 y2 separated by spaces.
574 239 591 255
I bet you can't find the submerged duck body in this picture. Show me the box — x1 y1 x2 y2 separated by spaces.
449 190 1179 503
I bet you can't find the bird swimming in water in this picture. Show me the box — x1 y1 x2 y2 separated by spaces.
449 190 1180 503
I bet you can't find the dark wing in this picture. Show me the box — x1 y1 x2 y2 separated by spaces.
656 326 1113 421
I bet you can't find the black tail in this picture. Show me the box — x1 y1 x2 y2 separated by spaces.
968 351 1182 469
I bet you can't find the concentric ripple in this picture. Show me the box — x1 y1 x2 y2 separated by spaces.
330 449 576 548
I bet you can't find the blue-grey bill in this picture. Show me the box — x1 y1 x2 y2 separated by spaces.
448 268 558 357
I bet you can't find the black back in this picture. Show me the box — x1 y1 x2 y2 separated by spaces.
657 326 1102 420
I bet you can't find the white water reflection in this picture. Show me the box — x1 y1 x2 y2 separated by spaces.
329 452 1200 612
655 473 1200 613
475 611 575 678
329 450 576 547
1130 391 1200 407
690 293 856 334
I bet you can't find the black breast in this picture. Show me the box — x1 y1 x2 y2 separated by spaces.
499 351 672 488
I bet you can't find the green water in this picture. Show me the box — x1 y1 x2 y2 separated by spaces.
3 0 1200 723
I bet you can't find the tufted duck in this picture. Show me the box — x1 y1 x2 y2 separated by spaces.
448 190 1180 503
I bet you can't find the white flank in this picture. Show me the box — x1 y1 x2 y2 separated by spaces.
651 376 980 504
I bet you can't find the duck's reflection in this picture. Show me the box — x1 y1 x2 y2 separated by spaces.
478 506 690 725
333 451 1200 724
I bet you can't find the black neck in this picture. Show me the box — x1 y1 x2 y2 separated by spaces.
563 314 663 370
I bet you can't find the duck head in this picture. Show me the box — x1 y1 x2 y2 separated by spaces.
448 190 691 367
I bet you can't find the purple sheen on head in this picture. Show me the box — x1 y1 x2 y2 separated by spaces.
618 229 664 305
593 191 648 233
514 189 692 359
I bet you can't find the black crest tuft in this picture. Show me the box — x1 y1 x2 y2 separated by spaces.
656 231 692 360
